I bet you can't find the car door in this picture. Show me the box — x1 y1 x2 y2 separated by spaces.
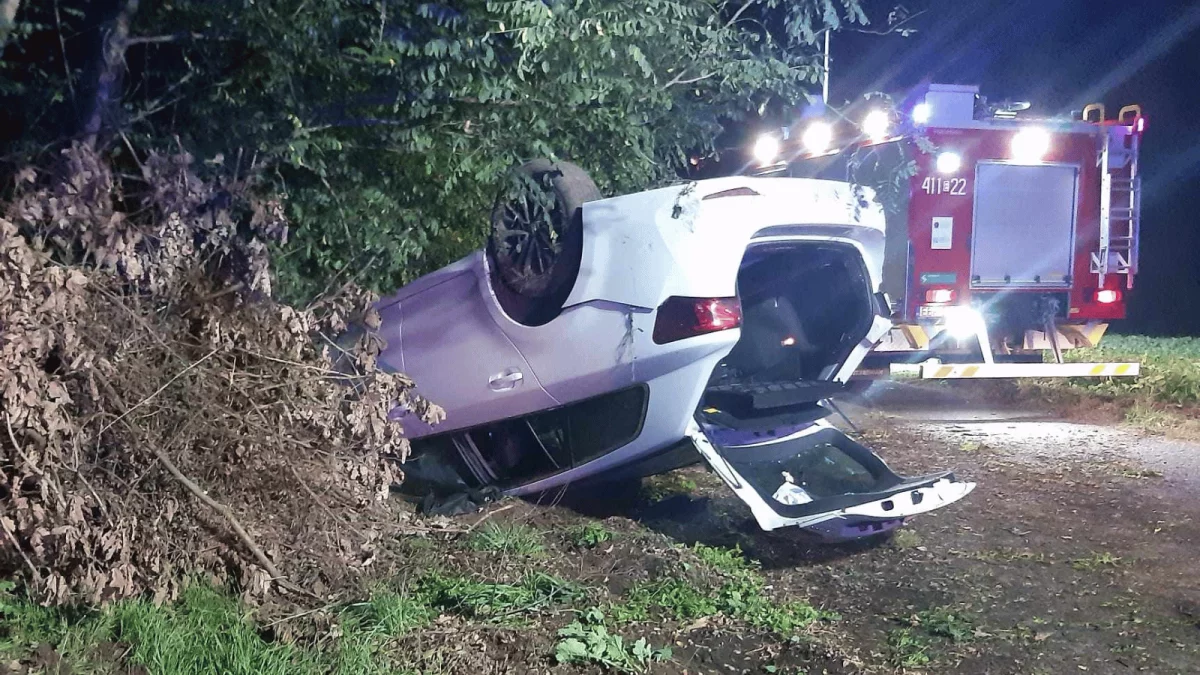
488 300 638 405
396 254 557 437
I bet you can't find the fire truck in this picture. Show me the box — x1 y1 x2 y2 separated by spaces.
743 83 1144 380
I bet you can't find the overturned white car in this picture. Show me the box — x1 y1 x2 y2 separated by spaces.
376 161 973 539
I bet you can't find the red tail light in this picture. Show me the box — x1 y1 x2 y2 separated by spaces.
653 296 742 344
1095 289 1121 304
925 288 956 303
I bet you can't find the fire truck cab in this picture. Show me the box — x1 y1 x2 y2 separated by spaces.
764 83 1144 380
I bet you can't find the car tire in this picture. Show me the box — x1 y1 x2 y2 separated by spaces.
487 159 601 326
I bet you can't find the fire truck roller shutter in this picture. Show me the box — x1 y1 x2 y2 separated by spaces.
970 163 1079 288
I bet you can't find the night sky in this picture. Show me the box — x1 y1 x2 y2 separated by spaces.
832 0 1200 335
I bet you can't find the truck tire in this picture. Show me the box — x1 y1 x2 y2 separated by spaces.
487 159 601 326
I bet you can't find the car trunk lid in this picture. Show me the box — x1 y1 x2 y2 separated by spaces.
687 419 975 534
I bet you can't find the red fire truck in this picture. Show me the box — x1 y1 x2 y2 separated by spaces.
750 83 1144 379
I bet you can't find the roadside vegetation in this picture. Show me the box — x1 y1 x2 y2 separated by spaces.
1022 334 1200 435
0 527 838 674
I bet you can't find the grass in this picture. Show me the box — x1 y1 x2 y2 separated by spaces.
0 571 583 674
641 471 699 501
0 539 833 673
0 582 319 674
1071 551 1124 572
1054 335 1200 407
467 521 545 556
890 528 923 550
610 544 835 637
420 571 583 623
887 627 933 668
887 606 977 668
568 522 616 548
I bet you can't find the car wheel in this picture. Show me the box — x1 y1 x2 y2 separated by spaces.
487 159 601 326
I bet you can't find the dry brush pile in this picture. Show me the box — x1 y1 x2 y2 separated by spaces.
0 144 443 606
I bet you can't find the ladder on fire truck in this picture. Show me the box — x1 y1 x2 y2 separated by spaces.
1091 105 1142 288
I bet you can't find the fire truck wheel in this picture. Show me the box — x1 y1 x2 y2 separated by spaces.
487 159 602 326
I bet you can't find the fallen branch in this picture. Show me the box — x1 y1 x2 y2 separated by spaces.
0 517 40 584
98 347 219 435
148 442 285 581
467 502 517 532
95 376 288 587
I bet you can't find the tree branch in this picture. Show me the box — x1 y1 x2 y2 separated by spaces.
83 0 139 147
664 72 716 88
723 0 756 29
846 9 926 36
0 0 19 51
126 31 216 45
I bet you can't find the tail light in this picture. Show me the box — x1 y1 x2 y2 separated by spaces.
653 296 742 344
925 288 955 303
1095 289 1121 304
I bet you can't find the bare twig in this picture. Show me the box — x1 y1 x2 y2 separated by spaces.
0 517 40 583
148 441 285 581
663 71 716 88
467 502 518 532
4 413 36 468
723 0 755 29
125 32 214 45
53 0 76 102
98 347 219 435
846 9 926 36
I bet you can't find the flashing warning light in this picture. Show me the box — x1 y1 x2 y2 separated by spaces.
752 134 781 165
912 102 932 125
802 122 833 154
1011 127 1051 163
653 296 742 344
936 152 962 174
1095 289 1121 304
925 289 955 303
863 109 890 141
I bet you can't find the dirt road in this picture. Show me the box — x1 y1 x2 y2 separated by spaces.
628 380 1200 673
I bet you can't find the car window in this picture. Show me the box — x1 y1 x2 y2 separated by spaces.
472 386 648 486
557 385 647 465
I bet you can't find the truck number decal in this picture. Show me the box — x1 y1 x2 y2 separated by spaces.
922 177 968 196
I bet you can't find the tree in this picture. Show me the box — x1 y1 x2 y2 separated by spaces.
1 0 868 303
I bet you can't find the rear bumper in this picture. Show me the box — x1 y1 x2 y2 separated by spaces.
874 321 1111 353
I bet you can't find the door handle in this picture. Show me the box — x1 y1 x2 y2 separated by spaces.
489 368 524 392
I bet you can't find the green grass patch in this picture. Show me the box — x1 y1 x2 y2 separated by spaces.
0 570 587 674
610 544 834 637
568 522 616 548
555 608 671 673
1071 551 1124 572
420 571 583 623
887 605 978 668
0 582 319 674
641 472 699 501
467 521 545 556
1056 335 1200 406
